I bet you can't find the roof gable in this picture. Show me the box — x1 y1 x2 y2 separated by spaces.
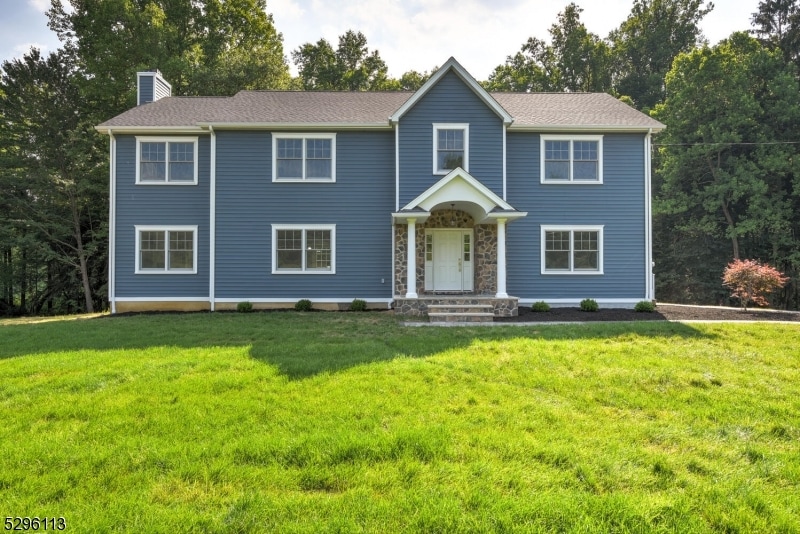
389 57 513 125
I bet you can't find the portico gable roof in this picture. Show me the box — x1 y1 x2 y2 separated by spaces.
392 168 527 225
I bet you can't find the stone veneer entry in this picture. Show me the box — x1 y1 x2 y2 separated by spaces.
394 208 517 316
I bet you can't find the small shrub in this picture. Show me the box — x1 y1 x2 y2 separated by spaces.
722 259 789 311
294 299 313 312
635 300 655 313
236 301 253 313
349 298 368 312
580 298 599 312
531 301 550 312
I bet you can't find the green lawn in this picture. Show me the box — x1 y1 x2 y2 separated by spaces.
1 312 798 533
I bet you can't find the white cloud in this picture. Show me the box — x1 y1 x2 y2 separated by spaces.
269 0 305 22
269 0 758 80
13 42 48 55
28 0 50 13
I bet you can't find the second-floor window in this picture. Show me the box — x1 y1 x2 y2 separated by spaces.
541 135 603 183
433 123 469 174
273 134 336 182
136 137 198 185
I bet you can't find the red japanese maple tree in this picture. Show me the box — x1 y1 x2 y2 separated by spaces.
722 259 789 311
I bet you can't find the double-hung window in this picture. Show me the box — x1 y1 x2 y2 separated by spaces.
273 134 336 182
272 225 336 274
433 123 469 174
541 135 603 183
541 225 603 274
136 137 198 184
135 226 198 274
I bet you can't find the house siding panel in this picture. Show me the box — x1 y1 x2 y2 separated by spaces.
114 134 211 297
398 71 504 206
154 77 170 101
137 75 154 106
215 130 395 299
506 132 647 299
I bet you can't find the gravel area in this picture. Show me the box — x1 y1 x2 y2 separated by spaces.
493 303 800 323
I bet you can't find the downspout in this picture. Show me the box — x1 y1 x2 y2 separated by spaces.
108 130 117 314
645 129 654 301
502 121 508 201
393 121 399 302
209 125 216 311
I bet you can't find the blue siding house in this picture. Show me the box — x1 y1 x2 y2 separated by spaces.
97 58 663 317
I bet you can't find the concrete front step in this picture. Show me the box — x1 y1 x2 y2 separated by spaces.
428 304 495 323
427 304 494 314
428 312 495 324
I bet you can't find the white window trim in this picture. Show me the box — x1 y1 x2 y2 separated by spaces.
272 133 337 182
135 225 198 274
433 123 469 175
135 136 199 185
271 224 336 274
540 225 604 275
540 134 603 184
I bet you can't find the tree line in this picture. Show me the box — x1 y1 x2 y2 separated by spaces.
1 0 799 314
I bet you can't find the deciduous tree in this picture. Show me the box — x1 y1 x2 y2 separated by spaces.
653 33 800 307
487 4 611 93
609 0 713 111
0 49 106 313
292 30 391 91
722 259 789 310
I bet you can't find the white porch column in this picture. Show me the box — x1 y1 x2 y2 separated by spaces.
406 218 418 298
496 218 508 298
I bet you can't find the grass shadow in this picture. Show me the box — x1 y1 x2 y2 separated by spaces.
0 310 720 379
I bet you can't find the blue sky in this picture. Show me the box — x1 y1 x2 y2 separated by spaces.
2 0 760 81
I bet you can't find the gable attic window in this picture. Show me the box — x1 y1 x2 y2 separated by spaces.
433 124 469 174
272 134 336 182
135 137 198 185
541 135 603 183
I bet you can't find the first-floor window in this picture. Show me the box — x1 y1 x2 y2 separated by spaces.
272 225 335 273
135 226 198 273
541 226 603 274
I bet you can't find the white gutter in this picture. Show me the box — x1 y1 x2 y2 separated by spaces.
508 124 664 133
108 131 117 314
196 122 394 131
95 126 207 134
209 126 216 311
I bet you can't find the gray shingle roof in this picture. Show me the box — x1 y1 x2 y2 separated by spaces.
492 92 664 129
97 90 663 130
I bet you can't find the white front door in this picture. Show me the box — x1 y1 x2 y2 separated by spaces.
426 230 474 292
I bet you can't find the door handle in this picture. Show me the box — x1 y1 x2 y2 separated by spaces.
458 258 462 272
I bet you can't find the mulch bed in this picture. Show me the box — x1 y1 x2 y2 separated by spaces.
494 304 800 323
